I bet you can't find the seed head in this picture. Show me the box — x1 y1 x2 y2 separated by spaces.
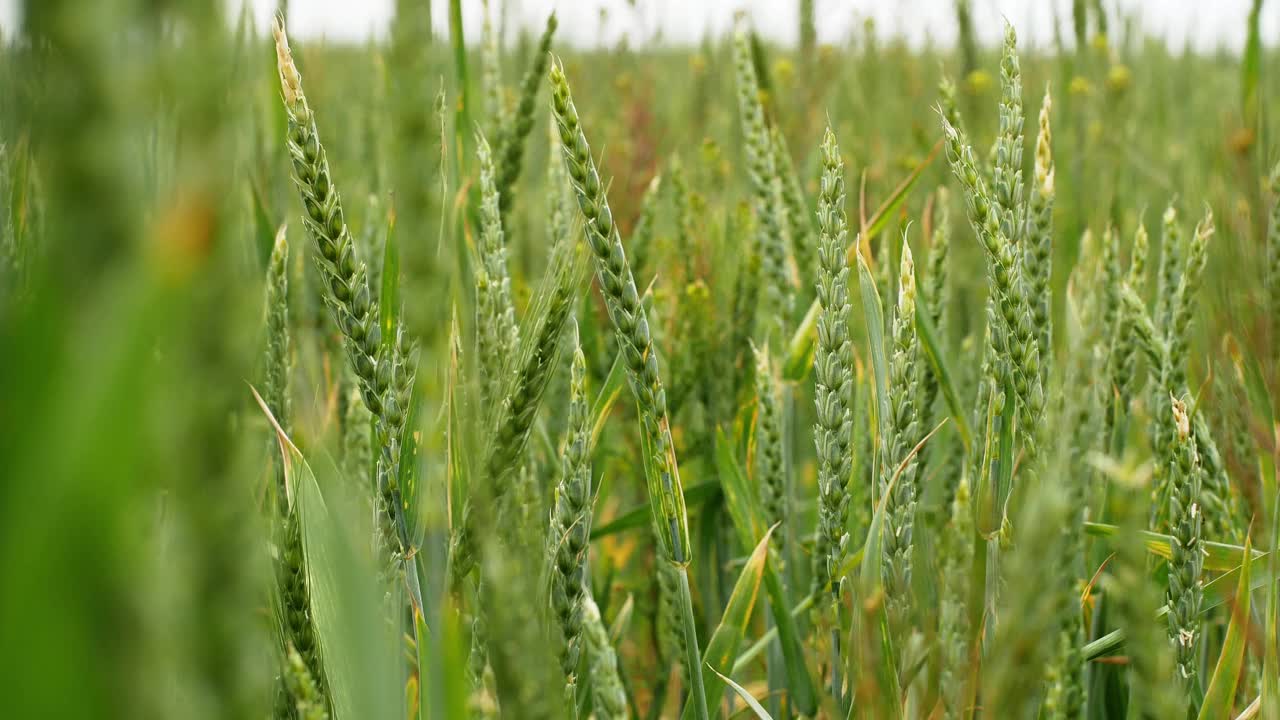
898 241 916 317
1034 87 1054 197
1172 395 1190 439
273 16 302 108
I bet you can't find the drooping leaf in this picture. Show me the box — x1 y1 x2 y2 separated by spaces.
709 665 775 720
1084 522 1266 571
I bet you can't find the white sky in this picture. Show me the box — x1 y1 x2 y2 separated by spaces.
0 1 1277 51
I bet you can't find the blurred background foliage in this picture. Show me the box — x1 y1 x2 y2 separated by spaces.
0 0 1277 718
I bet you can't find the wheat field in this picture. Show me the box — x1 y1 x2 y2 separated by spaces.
1 1 1279 719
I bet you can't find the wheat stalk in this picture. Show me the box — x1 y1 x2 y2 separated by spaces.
273 17 417 575
549 57 708 720
475 133 521 406
1268 162 1280 344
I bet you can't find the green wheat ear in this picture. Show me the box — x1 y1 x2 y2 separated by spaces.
480 0 503 131
549 56 689 569
263 224 292 449
1166 208 1214 394
812 126 855 600
941 110 1045 473
582 597 627 719
273 16 417 573
1025 86 1054 377
1166 396 1204 711
548 319 592 690
550 55 709 720
1156 204 1184 332
753 342 788 560
772 124 814 281
283 644 330 720
992 22 1025 245
495 13 557 220
919 185 951 428
475 133 520 406
1107 222 1147 430
733 28 792 343
882 238 923 637
938 471 973 720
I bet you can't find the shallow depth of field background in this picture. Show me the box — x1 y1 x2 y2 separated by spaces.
1 1 1278 719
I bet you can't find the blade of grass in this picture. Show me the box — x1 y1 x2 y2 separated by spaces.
379 204 400 349
448 0 473 182
590 482 721 540
973 381 999 537
782 299 820 381
732 589 820 673
249 178 277 270
1199 537 1254 720
589 351 627 450
914 295 972 452
1262 461 1279 720
257 388 399 720
992 377 1016 534
858 138 943 259
1242 0 1262 129
856 252 889 449
1084 522 1267 571
710 666 775 720
681 528 771 720
713 428 818 714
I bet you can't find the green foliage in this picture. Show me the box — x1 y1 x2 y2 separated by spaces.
4 7 1277 720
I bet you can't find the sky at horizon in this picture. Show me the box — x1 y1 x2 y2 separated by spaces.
1 1 1276 53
